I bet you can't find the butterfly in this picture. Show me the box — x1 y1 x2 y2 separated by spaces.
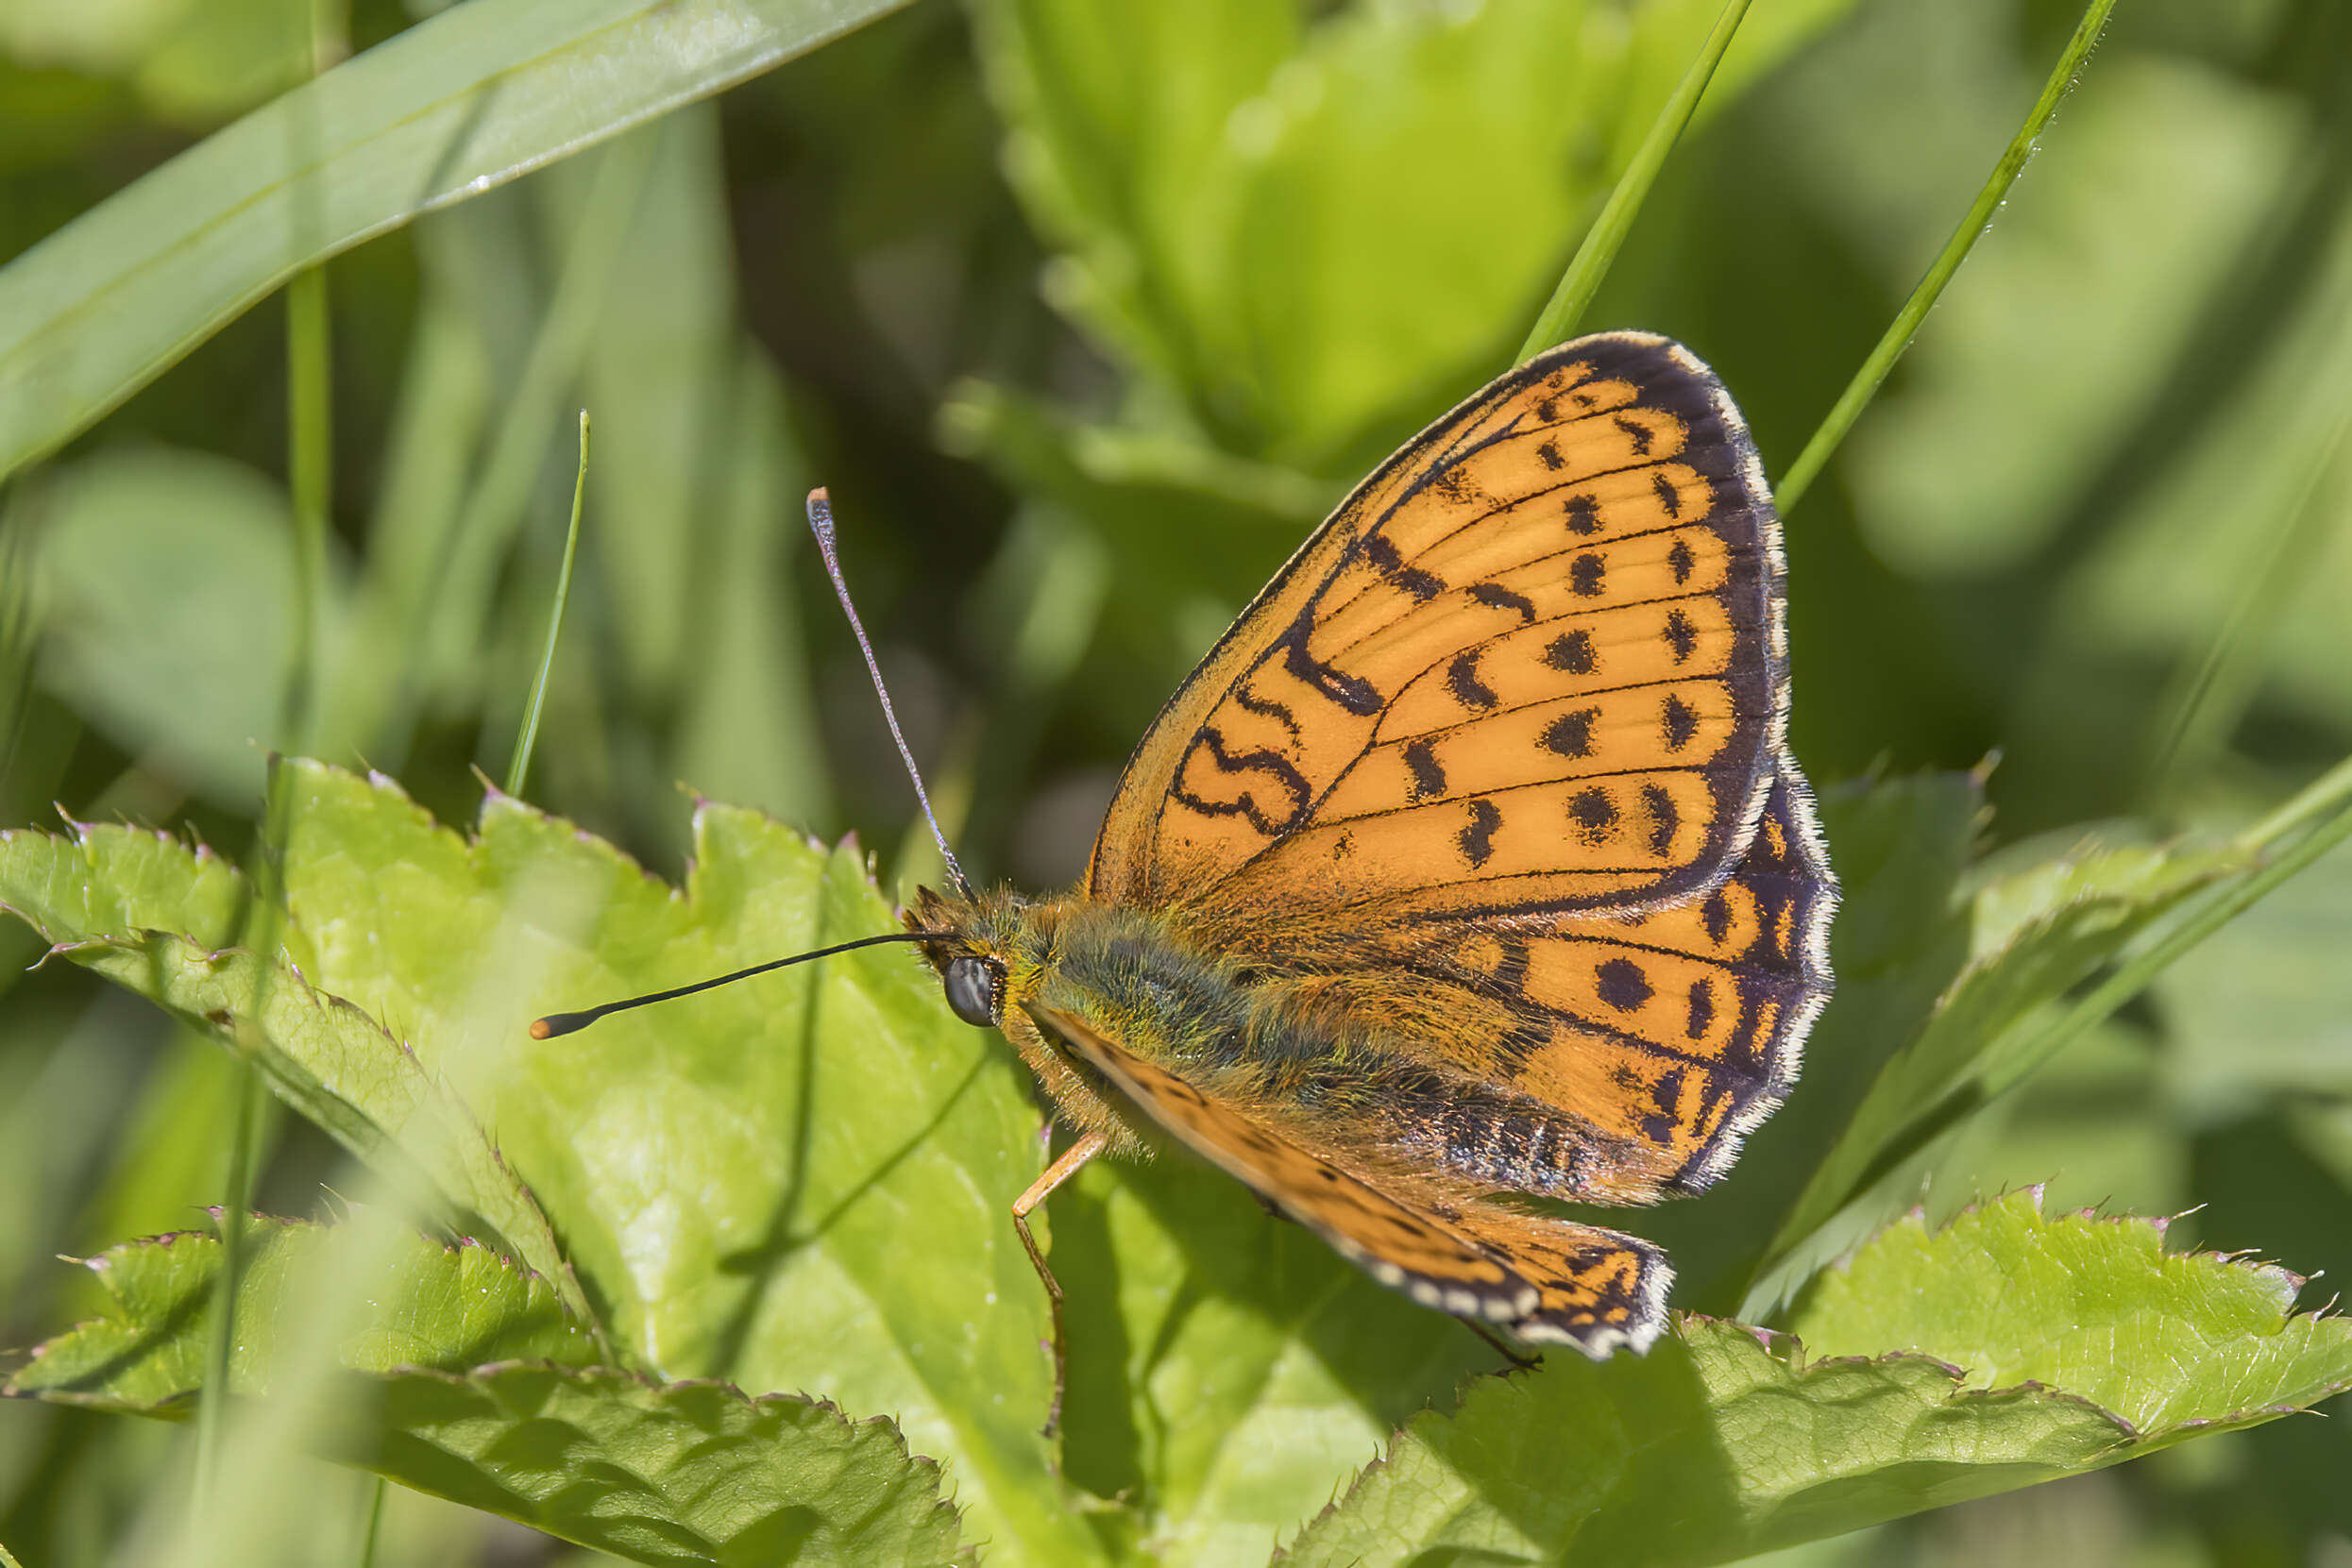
900 331 1836 1376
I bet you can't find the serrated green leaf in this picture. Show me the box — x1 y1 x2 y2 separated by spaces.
1791 1191 2352 1442
1281 1321 2124 1568
7 1216 595 1410
0 758 1097 1563
0 826 576 1308
0 816 247 953
334 1364 969 1568
1288 1192 2352 1567
7 1222 965 1567
0 0 917 481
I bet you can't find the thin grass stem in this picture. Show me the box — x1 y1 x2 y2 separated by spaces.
1517 0 1752 362
354 1475 386 1568
507 411 590 797
1978 752 2352 1107
1773 0 2118 515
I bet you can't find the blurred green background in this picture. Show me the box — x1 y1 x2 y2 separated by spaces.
3 0 2350 1561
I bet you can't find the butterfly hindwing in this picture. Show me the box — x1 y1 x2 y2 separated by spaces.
1088 331 1785 925
1028 1001 1672 1354
1357 753 1836 1201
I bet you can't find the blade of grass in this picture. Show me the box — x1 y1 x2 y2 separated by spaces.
352 1475 385 1568
197 0 350 1515
0 0 918 486
507 412 590 798
1773 0 2119 514
1516 0 1752 362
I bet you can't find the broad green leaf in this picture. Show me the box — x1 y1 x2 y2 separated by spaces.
335 1365 969 1568
8 1217 596 1410
0 814 246 950
1755 828 2251 1290
0 759 1097 1564
1792 1192 2352 1442
1283 1321 2124 1567
8 1223 964 1567
31 444 347 806
1288 1192 2352 1567
970 0 1855 465
0 0 916 481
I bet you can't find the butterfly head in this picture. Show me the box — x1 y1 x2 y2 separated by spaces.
905 885 1056 1032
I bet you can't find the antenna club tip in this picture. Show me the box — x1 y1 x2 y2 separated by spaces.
529 1018 556 1039
531 1014 592 1039
808 485 829 503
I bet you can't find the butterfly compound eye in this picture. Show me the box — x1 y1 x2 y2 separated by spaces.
942 956 1003 1028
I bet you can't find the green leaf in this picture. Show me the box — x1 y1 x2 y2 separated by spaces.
7 1216 596 1410
30 445 349 807
1286 1192 2352 1567
8 1222 966 1567
0 759 1098 1563
1 925 584 1320
0 0 916 481
971 0 1855 464
339 1365 970 1568
1792 1192 2352 1442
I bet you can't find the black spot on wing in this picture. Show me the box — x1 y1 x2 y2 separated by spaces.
1567 786 1616 843
1595 958 1653 1012
1570 553 1606 598
1686 979 1716 1041
1468 583 1537 623
1404 738 1447 801
1667 539 1696 585
1447 649 1497 711
1651 470 1683 518
1458 799 1503 868
1662 693 1699 751
1662 609 1698 663
1362 534 1444 602
1563 493 1601 536
1536 440 1565 472
1701 891 1732 944
1641 782 1678 855
1545 631 1597 675
1614 415 1654 457
1541 708 1598 759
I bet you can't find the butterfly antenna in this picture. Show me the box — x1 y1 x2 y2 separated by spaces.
806 487 976 899
530 930 938 1038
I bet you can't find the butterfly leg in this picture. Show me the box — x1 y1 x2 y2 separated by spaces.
1012 1128 1108 1439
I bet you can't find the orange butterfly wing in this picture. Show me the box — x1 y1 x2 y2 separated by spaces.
1027 1002 1672 1355
1351 758 1835 1202
1087 330 1785 923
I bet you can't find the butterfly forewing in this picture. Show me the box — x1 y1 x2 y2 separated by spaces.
1088 331 1784 923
